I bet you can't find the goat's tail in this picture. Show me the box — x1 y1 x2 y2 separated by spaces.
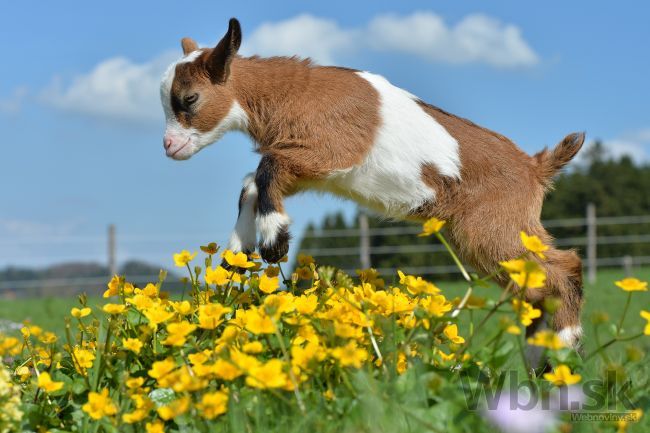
534 132 585 187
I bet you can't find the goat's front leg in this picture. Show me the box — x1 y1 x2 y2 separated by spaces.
255 155 293 263
226 173 258 254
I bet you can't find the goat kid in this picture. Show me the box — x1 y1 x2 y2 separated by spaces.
160 19 585 348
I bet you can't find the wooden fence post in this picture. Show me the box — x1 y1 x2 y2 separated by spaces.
108 224 117 277
358 213 371 269
586 203 597 284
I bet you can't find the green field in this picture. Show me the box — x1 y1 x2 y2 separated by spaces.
1 266 648 357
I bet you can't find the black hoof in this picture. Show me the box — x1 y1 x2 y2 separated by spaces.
259 227 290 263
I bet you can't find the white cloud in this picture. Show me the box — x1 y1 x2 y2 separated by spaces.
40 51 177 125
245 12 538 67
242 14 356 64
367 12 538 67
36 12 538 126
0 86 28 114
603 129 650 162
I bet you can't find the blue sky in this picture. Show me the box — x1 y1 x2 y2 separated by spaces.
1 0 648 269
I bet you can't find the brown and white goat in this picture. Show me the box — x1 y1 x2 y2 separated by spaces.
160 18 585 348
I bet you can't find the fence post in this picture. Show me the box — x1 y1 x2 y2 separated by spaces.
622 255 633 276
586 203 597 284
108 224 117 277
358 213 371 269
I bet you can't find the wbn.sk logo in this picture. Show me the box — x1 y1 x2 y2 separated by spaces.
460 369 638 413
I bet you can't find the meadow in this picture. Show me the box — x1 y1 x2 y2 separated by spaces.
0 222 648 433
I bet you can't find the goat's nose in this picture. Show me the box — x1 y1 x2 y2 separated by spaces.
163 137 172 149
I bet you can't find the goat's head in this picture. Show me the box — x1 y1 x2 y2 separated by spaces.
160 18 244 160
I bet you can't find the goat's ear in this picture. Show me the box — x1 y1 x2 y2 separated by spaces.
207 18 242 83
181 37 199 55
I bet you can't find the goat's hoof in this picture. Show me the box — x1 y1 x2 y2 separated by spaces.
259 228 290 263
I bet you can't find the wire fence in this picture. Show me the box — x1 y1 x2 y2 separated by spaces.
1 204 649 297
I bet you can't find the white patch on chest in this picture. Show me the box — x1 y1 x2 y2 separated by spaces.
324 71 461 217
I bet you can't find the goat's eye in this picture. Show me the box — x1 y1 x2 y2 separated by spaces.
184 93 199 105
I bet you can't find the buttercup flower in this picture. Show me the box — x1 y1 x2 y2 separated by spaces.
527 330 565 350
173 250 197 267
71 307 91 318
222 250 255 268
543 364 581 386
122 338 143 354
103 303 126 314
82 388 118 420
205 265 231 286
197 390 229 419
330 340 369 368
500 259 546 289
258 274 280 294
512 299 542 327
615 278 648 292
520 231 549 259
641 310 650 335
37 372 63 393
418 217 446 236
443 324 465 344
246 359 289 389
198 304 232 330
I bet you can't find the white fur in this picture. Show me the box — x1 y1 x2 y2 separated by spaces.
257 212 291 247
160 51 248 158
227 173 258 252
558 325 583 348
324 71 461 217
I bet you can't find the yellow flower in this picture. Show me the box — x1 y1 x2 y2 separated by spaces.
246 359 289 389
173 250 197 267
72 347 95 375
143 306 174 329
244 307 276 335
82 388 118 420
122 338 143 354
543 364 581 386
205 265 231 286
125 377 145 389
157 396 190 420
15 366 30 382
198 303 232 330
197 390 229 419
222 250 255 268
39 331 57 344
242 341 264 354
420 294 452 317
443 324 465 344
500 259 546 289
148 358 176 380
37 372 63 393
398 271 439 295
297 254 315 266
294 294 318 315
418 217 446 237
520 231 549 259
330 340 369 368
291 341 325 371
527 330 565 350
102 303 126 315
512 299 542 327
126 294 155 311
71 307 91 318
103 275 122 298
506 325 522 335
258 274 280 294
171 300 193 315
146 421 165 433
163 321 197 346
213 359 243 381
641 310 650 335
615 278 648 292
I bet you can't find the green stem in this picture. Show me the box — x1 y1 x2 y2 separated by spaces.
435 232 471 282
616 292 632 337
584 332 643 362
